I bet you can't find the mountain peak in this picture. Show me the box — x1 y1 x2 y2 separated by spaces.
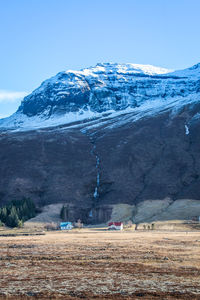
0 61 200 131
76 62 171 76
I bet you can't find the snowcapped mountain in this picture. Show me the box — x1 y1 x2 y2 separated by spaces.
1 62 200 131
1 62 200 224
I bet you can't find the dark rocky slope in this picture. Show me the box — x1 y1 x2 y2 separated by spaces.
0 101 200 223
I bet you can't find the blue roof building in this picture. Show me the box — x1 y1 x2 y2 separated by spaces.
60 222 73 230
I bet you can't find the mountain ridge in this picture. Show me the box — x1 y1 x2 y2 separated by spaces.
1 62 200 132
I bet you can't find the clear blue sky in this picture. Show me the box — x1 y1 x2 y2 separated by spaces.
0 0 200 118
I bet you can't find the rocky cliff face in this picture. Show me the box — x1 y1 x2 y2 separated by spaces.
0 63 200 223
1 62 199 131
17 63 171 116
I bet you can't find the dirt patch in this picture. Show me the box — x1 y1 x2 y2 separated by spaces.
24 203 63 229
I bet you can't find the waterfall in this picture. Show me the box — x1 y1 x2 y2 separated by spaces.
80 129 101 214
93 153 100 199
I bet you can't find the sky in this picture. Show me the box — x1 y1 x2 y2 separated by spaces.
0 0 200 118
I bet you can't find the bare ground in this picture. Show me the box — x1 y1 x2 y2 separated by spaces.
0 229 200 299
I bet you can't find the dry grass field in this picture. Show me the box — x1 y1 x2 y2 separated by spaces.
0 228 200 299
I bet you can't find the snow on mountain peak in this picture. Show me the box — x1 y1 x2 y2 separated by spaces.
66 62 171 77
0 62 200 131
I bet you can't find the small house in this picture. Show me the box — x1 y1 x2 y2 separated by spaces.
60 222 73 230
108 222 123 230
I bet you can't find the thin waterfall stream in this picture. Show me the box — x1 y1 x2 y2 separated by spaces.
92 144 100 200
81 129 101 219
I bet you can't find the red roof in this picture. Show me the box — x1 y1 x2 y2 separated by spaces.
108 222 123 226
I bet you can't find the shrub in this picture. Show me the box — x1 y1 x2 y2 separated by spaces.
44 222 58 231
18 220 24 228
74 219 83 229
127 220 133 228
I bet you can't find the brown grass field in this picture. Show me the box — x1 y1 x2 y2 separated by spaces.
0 228 200 299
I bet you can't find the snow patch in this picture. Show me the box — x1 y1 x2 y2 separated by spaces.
0 108 99 131
185 124 189 135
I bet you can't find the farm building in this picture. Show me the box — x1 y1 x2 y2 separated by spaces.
60 222 73 230
108 222 123 230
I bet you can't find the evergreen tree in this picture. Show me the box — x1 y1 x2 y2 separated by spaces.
0 207 7 224
7 207 19 228
60 205 69 221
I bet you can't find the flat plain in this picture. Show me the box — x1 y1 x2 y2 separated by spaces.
0 228 200 299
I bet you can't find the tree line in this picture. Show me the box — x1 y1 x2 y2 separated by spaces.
60 205 69 221
0 198 36 228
